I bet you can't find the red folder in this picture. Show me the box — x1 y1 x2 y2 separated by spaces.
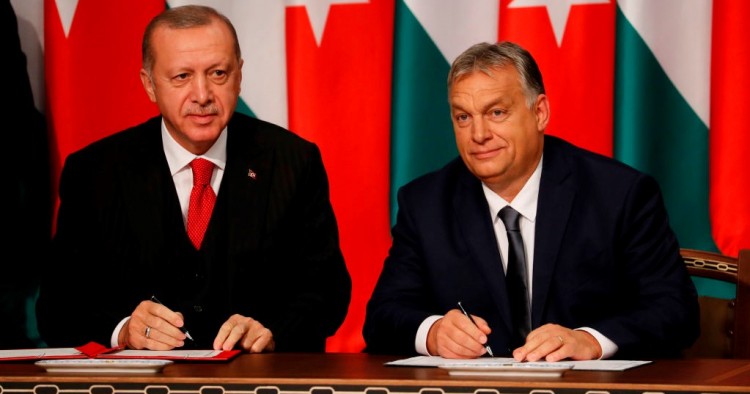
0 342 240 362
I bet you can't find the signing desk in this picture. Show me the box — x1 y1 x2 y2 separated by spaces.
1 353 749 394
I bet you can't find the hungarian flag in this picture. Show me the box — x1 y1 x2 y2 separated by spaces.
616 0 750 259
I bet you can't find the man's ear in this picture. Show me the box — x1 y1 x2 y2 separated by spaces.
535 94 550 131
140 69 157 103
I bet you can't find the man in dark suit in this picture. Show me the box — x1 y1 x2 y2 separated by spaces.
36 5 351 353
363 41 699 361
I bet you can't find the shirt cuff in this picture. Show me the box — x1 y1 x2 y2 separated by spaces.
577 327 618 359
415 315 443 355
112 317 130 347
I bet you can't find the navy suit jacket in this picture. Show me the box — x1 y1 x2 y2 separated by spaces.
363 135 699 358
37 113 351 351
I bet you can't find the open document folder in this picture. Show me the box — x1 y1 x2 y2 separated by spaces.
386 356 651 372
0 341 240 362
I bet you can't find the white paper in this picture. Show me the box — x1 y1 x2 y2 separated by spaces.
112 349 225 358
0 347 82 358
385 356 651 371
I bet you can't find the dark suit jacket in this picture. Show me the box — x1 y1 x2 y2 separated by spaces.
363 135 699 358
37 113 351 351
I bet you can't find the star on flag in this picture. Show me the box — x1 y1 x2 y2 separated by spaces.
508 0 610 47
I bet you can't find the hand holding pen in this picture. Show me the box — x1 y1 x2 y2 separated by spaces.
150 295 195 341
457 301 494 357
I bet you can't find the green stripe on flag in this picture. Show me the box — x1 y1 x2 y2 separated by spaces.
390 0 456 224
614 6 717 252
236 97 255 119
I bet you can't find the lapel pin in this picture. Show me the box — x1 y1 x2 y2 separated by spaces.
247 169 257 180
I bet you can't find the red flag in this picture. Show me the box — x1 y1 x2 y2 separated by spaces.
710 0 750 256
286 0 394 352
44 0 164 217
499 0 615 156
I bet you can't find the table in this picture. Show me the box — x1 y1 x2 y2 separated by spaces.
1 353 749 394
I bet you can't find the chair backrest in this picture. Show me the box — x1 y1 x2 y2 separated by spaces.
680 248 750 358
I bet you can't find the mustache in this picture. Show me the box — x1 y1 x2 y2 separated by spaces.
184 106 219 116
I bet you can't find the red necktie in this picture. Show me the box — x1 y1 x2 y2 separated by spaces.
187 158 216 249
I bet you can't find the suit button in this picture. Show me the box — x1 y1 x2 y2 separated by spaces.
194 305 203 312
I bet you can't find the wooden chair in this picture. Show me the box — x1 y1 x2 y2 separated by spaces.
680 248 750 358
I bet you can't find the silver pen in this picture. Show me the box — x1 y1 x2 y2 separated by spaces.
457 301 494 357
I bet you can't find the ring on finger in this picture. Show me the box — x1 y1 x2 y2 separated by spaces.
556 335 564 345
145 326 152 338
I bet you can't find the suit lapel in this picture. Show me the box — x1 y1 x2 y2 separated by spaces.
222 116 271 257
532 137 575 327
452 165 516 334
119 118 175 260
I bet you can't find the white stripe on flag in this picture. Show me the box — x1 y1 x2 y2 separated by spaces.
404 0 499 63
619 0 712 126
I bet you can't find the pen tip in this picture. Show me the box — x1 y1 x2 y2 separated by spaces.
186 332 194 341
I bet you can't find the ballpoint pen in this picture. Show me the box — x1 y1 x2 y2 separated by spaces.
457 301 494 357
151 295 195 341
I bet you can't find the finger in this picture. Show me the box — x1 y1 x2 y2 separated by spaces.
240 327 274 353
213 321 234 350
542 334 568 362
144 324 186 349
132 300 187 349
437 337 485 358
555 330 602 361
149 302 188 337
446 310 490 345
522 332 568 362
214 314 249 350
466 314 493 335
223 323 248 351
513 325 554 361
435 315 487 358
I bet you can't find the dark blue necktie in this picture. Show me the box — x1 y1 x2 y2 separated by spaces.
499 206 531 347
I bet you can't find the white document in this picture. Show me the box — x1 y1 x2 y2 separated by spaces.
385 356 651 371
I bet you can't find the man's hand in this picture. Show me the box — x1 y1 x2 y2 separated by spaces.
119 299 188 350
426 309 492 358
213 314 275 352
512 323 602 362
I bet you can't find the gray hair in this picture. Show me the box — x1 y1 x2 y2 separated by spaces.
447 41 545 108
142 5 241 75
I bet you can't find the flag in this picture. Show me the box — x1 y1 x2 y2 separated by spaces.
615 0 750 258
615 0 715 253
285 0 394 353
45 0 164 203
709 0 750 257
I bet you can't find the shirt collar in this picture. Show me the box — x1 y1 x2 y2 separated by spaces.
482 155 543 224
161 118 228 175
